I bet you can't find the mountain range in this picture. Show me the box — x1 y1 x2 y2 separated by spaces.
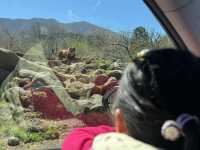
0 18 115 35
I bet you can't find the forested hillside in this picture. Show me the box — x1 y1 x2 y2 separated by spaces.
0 18 173 62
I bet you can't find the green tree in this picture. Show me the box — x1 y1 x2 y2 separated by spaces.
130 26 173 55
131 26 150 54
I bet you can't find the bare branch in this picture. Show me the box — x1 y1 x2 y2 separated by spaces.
111 43 129 50
111 43 134 61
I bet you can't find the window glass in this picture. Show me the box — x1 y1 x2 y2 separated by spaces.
0 0 174 149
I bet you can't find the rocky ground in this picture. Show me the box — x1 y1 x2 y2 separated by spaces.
0 52 125 150
6 118 85 150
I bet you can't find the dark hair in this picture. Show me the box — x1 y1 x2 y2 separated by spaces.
113 48 200 150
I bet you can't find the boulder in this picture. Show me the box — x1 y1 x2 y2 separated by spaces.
76 94 103 112
54 72 76 83
94 69 106 75
20 89 32 108
54 65 72 74
0 69 10 85
7 137 20 146
0 48 19 84
0 48 19 71
110 60 123 70
18 69 37 78
69 62 85 73
80 67 88 74
48 60 62 67
107 70 122 80
75 74 91 84
85 63 98 70
18 78 31 87
85 58 93 64
27 125 45 133
65 81 94 98
99 64 109 70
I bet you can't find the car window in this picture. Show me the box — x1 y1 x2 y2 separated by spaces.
0 0 174 149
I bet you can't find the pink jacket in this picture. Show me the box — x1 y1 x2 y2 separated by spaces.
62 125 115 150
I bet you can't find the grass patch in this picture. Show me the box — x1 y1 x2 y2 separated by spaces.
95 58 112 68
0 100 59 144
0 142 6 150
6 126 59 143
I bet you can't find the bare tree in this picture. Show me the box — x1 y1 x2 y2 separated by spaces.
148 29 162 48
111 31 134 60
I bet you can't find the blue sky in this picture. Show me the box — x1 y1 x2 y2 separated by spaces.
0 0 164 33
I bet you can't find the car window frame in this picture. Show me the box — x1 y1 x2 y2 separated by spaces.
144 0 188 51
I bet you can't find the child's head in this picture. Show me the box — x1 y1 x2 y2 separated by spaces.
113 48 200 150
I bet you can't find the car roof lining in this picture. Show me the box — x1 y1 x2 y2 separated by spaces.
159 0 193 13
143 0 188 51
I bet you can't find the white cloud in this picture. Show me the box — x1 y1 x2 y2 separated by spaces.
94 0 102 8
66 9 81 22
88 0 102 10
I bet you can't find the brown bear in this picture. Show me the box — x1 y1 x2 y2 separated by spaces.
58 48 76 64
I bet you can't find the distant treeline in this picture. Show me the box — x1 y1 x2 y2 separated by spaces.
0 21 173 62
